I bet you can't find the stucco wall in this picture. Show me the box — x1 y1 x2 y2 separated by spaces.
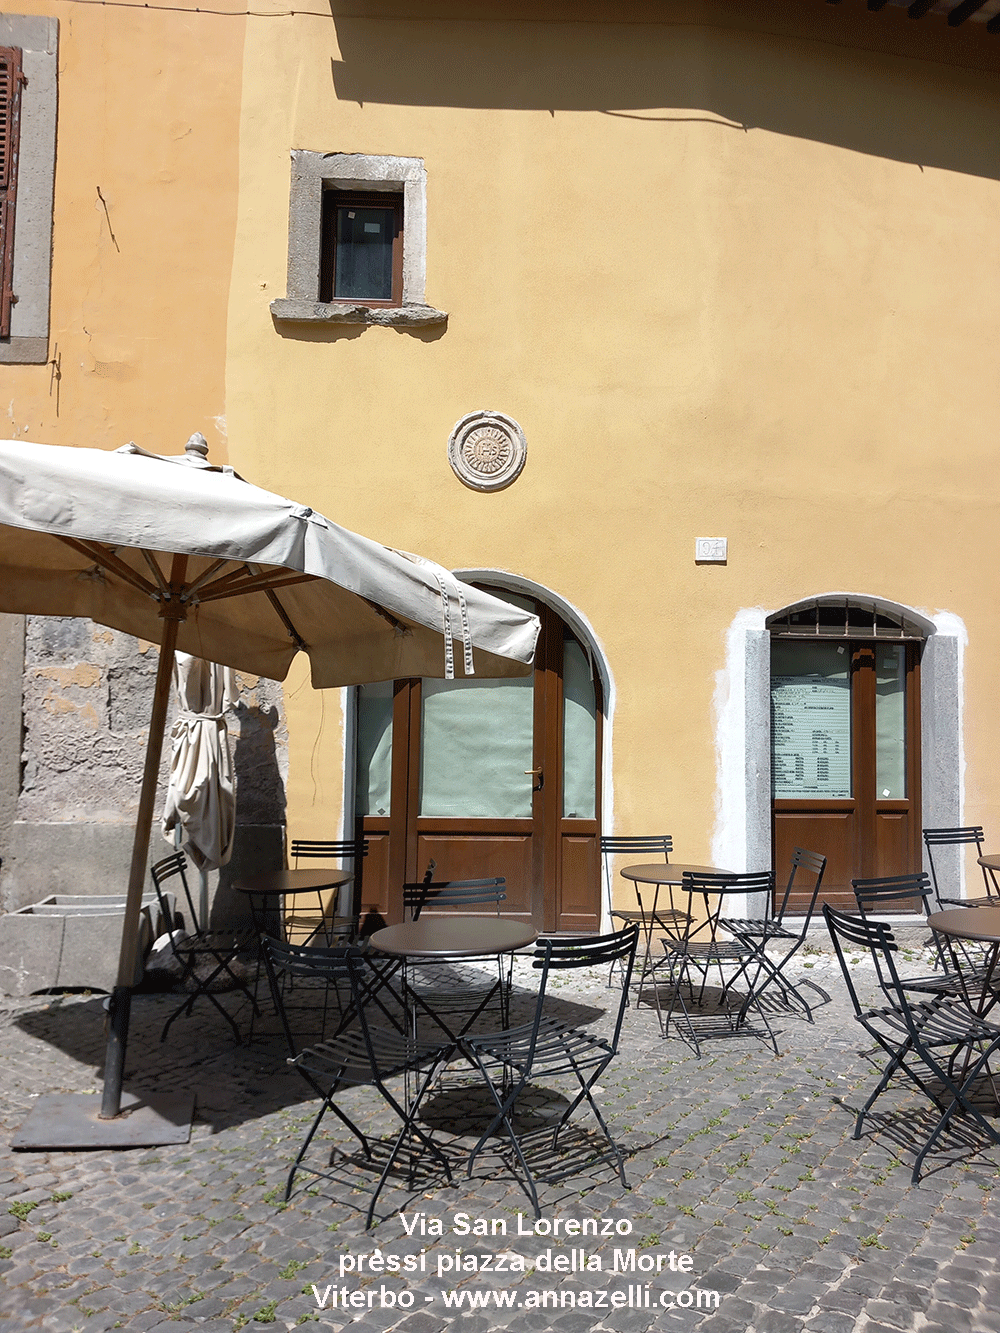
0 1 250 929
226 0 1000 899
1 0 246 453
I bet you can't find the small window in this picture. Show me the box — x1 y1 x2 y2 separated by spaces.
320 190 403 306
271 151 446 328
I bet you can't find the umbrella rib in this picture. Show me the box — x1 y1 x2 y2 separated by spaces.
241 560 308 649
180 557 234 599
185 563 256 600
194 571 317 603
140 549 171 598
57 536 158 598
361 595 408 634
262 587 307 650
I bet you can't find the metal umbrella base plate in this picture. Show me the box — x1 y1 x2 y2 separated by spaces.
12 1091 194 1150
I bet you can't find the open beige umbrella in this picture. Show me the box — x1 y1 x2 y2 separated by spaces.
0 433 539 1142
161 651 237 928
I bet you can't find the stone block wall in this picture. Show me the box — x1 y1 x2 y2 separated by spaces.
0 612 289 934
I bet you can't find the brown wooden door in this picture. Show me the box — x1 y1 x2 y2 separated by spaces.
772 639 921 910
356 597 602 931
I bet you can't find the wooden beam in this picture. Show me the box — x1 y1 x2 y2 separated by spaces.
948 0 991 23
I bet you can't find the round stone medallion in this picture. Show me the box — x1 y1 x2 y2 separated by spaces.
448 411 527 492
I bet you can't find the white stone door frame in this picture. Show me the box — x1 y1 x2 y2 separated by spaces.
712 596 965 918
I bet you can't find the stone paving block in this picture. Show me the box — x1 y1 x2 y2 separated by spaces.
753 1310 807 1333
801 1313 858 1333
932 1279 982 1307
865 1297 923 1327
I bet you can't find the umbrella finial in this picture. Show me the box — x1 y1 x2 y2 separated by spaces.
185 433 209 460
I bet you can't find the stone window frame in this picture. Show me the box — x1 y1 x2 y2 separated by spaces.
0 13 57 365
270 151 447 329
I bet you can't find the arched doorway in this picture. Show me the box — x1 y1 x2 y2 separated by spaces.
354 583 604 931
768 597 929 909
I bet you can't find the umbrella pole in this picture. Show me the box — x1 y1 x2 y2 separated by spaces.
101 586 184 1120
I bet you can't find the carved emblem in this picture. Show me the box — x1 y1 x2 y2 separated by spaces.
448 411 527 492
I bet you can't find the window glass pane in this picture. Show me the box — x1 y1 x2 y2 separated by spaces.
875 645 907 799
356 681 393 816
563 636 596 818
420 676 534 818
771 641 851 797
335 206 395 301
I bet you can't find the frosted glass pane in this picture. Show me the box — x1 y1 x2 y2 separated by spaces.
563 637 596 819
356 681 393 816
875 644 906 799
420 676 534 817
771 642 851 797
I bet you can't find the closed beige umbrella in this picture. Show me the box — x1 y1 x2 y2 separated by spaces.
161 652 236 928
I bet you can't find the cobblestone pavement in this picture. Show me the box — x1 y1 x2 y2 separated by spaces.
2 939 1000 1333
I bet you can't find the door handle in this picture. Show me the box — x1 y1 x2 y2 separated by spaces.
525 767 544 790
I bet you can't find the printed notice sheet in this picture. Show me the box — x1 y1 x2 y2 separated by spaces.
771 673 851 797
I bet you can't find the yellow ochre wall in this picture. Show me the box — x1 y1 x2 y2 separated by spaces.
3 0 245 458
225 0 1000 897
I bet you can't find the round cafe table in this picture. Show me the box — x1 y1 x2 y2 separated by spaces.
620 862 732 887
975 855 1000 905
617 862 772 1054
370 915 538 1047
616 863 737 984
928 906 1000 1018
370 915 537 959
233 867 354 946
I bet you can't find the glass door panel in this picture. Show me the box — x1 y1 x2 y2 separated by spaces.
770 641 851 798
356 680 394 816
875 644 907 799
562 636 597 819
419 675 534 818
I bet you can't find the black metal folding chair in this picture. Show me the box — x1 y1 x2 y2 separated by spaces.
852 872 989 996
149 852 258 1043
290 836 369 866
261 936 454 1228
460 924 640 1219
399 875 511 1041
601 835 673 990
656 871 778 1055
287 836 368 942
824 904 1000 1182
720 847 828 1020
923 826 996 907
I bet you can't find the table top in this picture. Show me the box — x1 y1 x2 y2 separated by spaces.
929 906 1000 944
370 916 538 959
620 862 737 887
232 868 354 897
978 855 1000 872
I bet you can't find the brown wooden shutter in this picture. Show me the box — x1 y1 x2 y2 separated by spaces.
0 46 24 339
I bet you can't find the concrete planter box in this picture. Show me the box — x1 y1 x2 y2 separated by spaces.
0 893 170 996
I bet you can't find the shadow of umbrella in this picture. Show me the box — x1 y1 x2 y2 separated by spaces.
10 994 316 1135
